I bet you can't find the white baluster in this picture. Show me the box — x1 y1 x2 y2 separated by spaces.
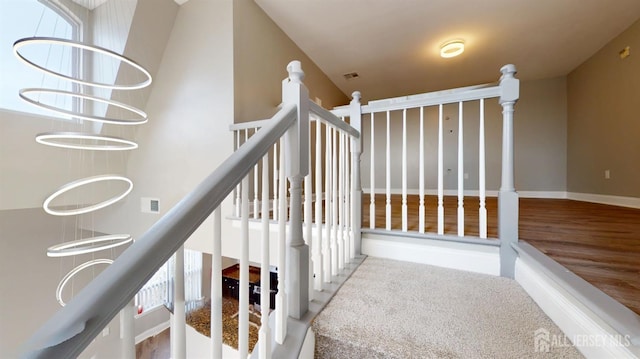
172 245 186 359
304 144 313 301
239 176 249 357
273 142 278 221
120 300 135 359
457 102 464 237
369 113 376 229
479 99 487 239
314 120 324 290
402 109 408 232
437 104 444 235
259 155 271 359
386 111 391 231
338 131 344 270
419 107 425 234
235 131 241 217
331 127 338 275
323 125 332 282
211 206 222 359
275 138 287 344
350 91 363 257
254 130 260 220
345 134 352 260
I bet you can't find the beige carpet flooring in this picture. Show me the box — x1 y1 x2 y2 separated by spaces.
312 257 584 358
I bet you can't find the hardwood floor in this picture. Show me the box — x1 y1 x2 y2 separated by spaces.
361 194 640 316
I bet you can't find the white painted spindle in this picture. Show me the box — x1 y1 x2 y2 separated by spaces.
331 127 338 275
345 134 352 260
338 131 344 270
385 111 391 231
323 125 332 282
369 113 375 229
275 138 287 344
211 207 222 358
121 301 135 359
273 142 278 221
457 102 464 237
402 109 408 232
437 104 444 235
419 107 425 234
259 155 271 359
239 176 249 357
314 121 324 289
305 145 313 301
479 99 487 238
254 131 259 220
235 131 241 217
172 245 186 359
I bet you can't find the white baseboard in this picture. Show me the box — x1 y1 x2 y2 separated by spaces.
134 320 170 344
518 191 567 199
515 257 639 358
567 192 640 209
361 232 500 276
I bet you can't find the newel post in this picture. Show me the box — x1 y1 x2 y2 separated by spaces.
498 64 520 278
282 61 310 319
350 91 363 256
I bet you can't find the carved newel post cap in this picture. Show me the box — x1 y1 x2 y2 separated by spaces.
351 91 362 104
287 60 304 82
500 64 517 80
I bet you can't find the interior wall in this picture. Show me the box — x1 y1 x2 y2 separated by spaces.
567 18 640 197
360 76 568 193
93 0 236 256
233 0 349 124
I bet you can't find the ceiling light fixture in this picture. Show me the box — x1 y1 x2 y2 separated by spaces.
43 175 133 216
440 40 465 58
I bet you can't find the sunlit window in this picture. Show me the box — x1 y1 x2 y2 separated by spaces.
0 0 81 117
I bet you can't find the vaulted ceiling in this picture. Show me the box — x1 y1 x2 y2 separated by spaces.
255 0 640 101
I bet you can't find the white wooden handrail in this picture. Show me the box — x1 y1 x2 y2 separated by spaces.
20 104 297 359
309 100 360 138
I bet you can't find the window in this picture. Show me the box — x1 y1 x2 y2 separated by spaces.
0 0 81 117
135 249 203 315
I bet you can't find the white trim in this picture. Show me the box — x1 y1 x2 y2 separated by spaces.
518 191 567 199
134 319 170 344
515 257 639 358
567 192 640 209
361 232 500 276
364 188 568 199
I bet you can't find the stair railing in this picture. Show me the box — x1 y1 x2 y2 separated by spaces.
345 64 519 277
20 60 356 359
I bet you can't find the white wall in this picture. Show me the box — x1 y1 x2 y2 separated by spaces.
93 0 236 256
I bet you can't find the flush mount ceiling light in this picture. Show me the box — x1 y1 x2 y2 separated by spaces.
13 37 152 90
440 40 465 58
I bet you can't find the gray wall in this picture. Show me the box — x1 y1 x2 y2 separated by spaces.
233 0 349 124
567 18 640 197
360 76 568 193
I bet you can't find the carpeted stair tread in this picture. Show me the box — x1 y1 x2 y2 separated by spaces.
312 257 583 358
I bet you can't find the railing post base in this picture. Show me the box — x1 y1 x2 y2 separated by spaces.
499 190 519 278
288 243 309 319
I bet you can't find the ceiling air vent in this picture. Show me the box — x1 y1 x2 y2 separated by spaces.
343 72 359 80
